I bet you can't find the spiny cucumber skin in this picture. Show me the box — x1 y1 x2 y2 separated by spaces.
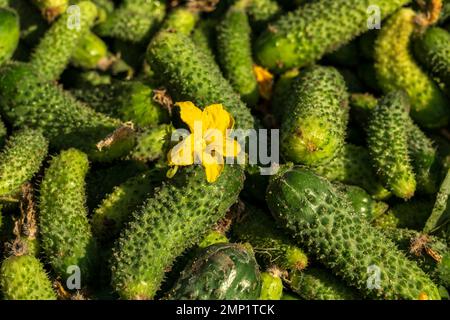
255 0 411 72
0 129 48 197
191 19 217 63
232 203 309 272
280 66 349 166
161 7 198 35
267 166 441 300
166 243 262 300
247 0 282 30
312 144 391 200
71 32 109 70
0 255 56 300
92 171 162 242
71 81 169 127
0 8 20 65
374 200 433 231
374 8 449 128
0 62 134 162
39 149 97 283
289 268 360 300
260 271 283 300
413 27 450 88
130 124 173 162
111 165 245 299
29 1 98 82
367 91 416 199
147 30 255 130
95 0 166 43
217 6 259 107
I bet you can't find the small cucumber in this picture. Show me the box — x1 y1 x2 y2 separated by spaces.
0 7 20 66
161 7 198 35
71 32 110 70
259 268 283 300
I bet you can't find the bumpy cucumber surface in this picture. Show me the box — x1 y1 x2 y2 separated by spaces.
96 0 166 43
312 144 391 200
232 203 308 272
255 0 411 72
0 254 56 300
0 129 48 198
30 1 98 81
217 5 259 107
0 8 20 65
367 91 416 199
0 62 134 162
166 243 262 300
267 166 440 299
191 19 217 63
289 268 360 300
280 66 349 166
111 166 245 299
39 149 97 283
374 8 449 128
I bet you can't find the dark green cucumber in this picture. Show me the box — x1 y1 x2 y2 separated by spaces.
166 243 262 300
217 3 259 107
374 199 433 230
39 149 97 283
367 91 416 199
0 62 135 162
280 66 349 166
267 166 440 299
255 0 411 72
312 144 391 200
374 8 449 128
288 267 360 300
30 1 98 81
414 27 450 88
95 0 166 43
0 254 56 300
259 268 283 300
160 7 198 35
0 7 20 66
232 203 309 272
0 129 48 198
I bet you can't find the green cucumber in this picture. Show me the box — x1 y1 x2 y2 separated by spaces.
367 91 416 199
255 0 411 72
247 0 282 30
259 268 283 300
130 124 173 162
232 203 309 272
0 254 56 300
30 1 98 81
374 8 449 128
288 268 360 300
0 129 48 198
280 66 349 166
0 62 135 162
0 7 20 66
32 0 68 21
374 199 433 230
71 32 110 70
217 4 259 107
161 7 198 35
95 0 166 43
414 27 450 88
166 243 262 300
191 19 217 63
267 166 440 299
39 149 97 283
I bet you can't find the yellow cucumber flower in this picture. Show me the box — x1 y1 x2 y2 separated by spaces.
253 64 274 100
167 102 241 183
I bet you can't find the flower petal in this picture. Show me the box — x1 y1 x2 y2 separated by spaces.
202 153 224 183
223 137 241 158
202 104 234 133
167 134 195 166
176 101 203 132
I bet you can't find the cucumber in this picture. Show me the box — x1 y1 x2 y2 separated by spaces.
111 165 245 299
266 166 441 299
0 129 48 198
217 3 259 107
160 7 198 35
367 91 416 199
0 62 135 162
374 199 433 230
32 0 68 21
288 267 360 300
0 7 20 66
29 1 98 81
39 149 98 283
259 268 283 300
0 254 56 300
71 32 110 70
280 66 349 166
232 203 309 272
95 0 166 43
255 0 411 72
374 8 449 128
166 243 262 300
130 124 172 162
191 19 217 62
414 27 450 88
312 144 391 200
247 0 281 30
